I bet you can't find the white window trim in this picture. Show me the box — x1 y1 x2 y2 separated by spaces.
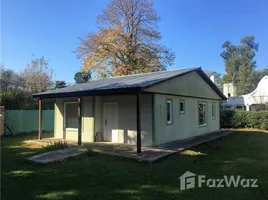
166 99 173 125
180 100 185 114
198 102 207 127
212 102 216 119
64 101 79 130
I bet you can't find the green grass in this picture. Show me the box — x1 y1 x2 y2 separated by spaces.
1 131 268 200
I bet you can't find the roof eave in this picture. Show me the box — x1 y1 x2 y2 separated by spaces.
33 87 142 99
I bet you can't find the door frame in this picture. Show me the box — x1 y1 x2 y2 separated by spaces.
103 102 119 142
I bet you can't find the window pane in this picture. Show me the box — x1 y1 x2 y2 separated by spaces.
198 103 206 126
166 100 172 124
66 103 78 129
203 104 206 124
180 100 185 113
212 103 215 119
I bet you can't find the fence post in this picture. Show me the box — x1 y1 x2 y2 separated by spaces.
0 106 4 136
38 99 42 140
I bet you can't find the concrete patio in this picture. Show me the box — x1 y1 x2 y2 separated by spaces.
25 130 232 163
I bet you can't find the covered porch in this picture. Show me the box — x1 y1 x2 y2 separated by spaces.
36 90 152 154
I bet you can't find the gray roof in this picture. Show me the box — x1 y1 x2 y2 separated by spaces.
33 67 226 100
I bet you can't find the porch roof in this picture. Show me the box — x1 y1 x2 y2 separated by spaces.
33 67 227 100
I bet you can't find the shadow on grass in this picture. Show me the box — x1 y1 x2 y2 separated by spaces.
2 130 268 200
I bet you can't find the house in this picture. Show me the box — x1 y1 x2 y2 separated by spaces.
206 72 221 90
33 67 226 153
222 76 268 111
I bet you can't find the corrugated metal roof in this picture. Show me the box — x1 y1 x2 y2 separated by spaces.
33 67 226 100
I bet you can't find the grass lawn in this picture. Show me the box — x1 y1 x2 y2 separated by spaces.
1 130 268 200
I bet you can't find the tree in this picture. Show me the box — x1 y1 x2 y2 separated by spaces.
0 66 26 91
76 0 174 77
0 60 55 110
54 80 66 89
221 36 259 95
74 71 91 84
23 56 53 93
0 66 34 109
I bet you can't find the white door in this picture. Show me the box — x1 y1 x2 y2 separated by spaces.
103 103 119 142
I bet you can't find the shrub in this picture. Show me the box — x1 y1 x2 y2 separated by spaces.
220 110 268 130
44 140 68 151
260 119 268 130
86 147 94 156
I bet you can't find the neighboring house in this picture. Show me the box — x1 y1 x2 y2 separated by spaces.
208 73 221 89
223 82 237 97
222 76 268 111
33 67 226 152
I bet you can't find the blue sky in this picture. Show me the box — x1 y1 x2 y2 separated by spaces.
2 0 268 83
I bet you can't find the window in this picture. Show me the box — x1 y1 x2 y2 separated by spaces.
212 102 215 119
166 99 173 125
235 105 246 110
64 102 78 129
198 102 207 126
180 100 185 114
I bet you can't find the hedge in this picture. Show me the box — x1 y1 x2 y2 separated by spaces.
220 110 268 130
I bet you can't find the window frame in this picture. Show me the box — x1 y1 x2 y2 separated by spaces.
179 100 185 114
166 99 173 125
64 101 79 130
212 102 216 120
198 101 207 127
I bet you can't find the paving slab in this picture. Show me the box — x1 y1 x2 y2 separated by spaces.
92 146 176 162
158 130 233 151
25 130 232 163
26 147 87 164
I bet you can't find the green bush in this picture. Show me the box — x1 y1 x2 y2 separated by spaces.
44 140 68 151
220 110 268 130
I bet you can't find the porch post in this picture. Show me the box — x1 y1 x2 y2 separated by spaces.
78 97 82 145
136 92 141 153
38 99 42 140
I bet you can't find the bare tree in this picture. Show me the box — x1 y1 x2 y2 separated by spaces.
76 0 175 77
23 56 53 93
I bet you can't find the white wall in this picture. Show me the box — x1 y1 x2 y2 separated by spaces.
154 94 220 145
145 72 222 100
144 71 222 146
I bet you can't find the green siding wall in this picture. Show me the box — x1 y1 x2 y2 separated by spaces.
5 110 54 134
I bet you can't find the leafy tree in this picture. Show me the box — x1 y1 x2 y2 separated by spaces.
54 80 66 89
0 62 54 110
0 67 26 91
23 56 53 93
74 71 91 84
221 36 259 95
76 0 175 77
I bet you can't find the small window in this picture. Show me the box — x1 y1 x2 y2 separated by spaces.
65 102 78 129
212 102 215 119
180 100 185 114
198 102 207 126
166 99 173 125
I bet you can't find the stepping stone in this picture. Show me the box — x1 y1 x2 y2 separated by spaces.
26 147 87 164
